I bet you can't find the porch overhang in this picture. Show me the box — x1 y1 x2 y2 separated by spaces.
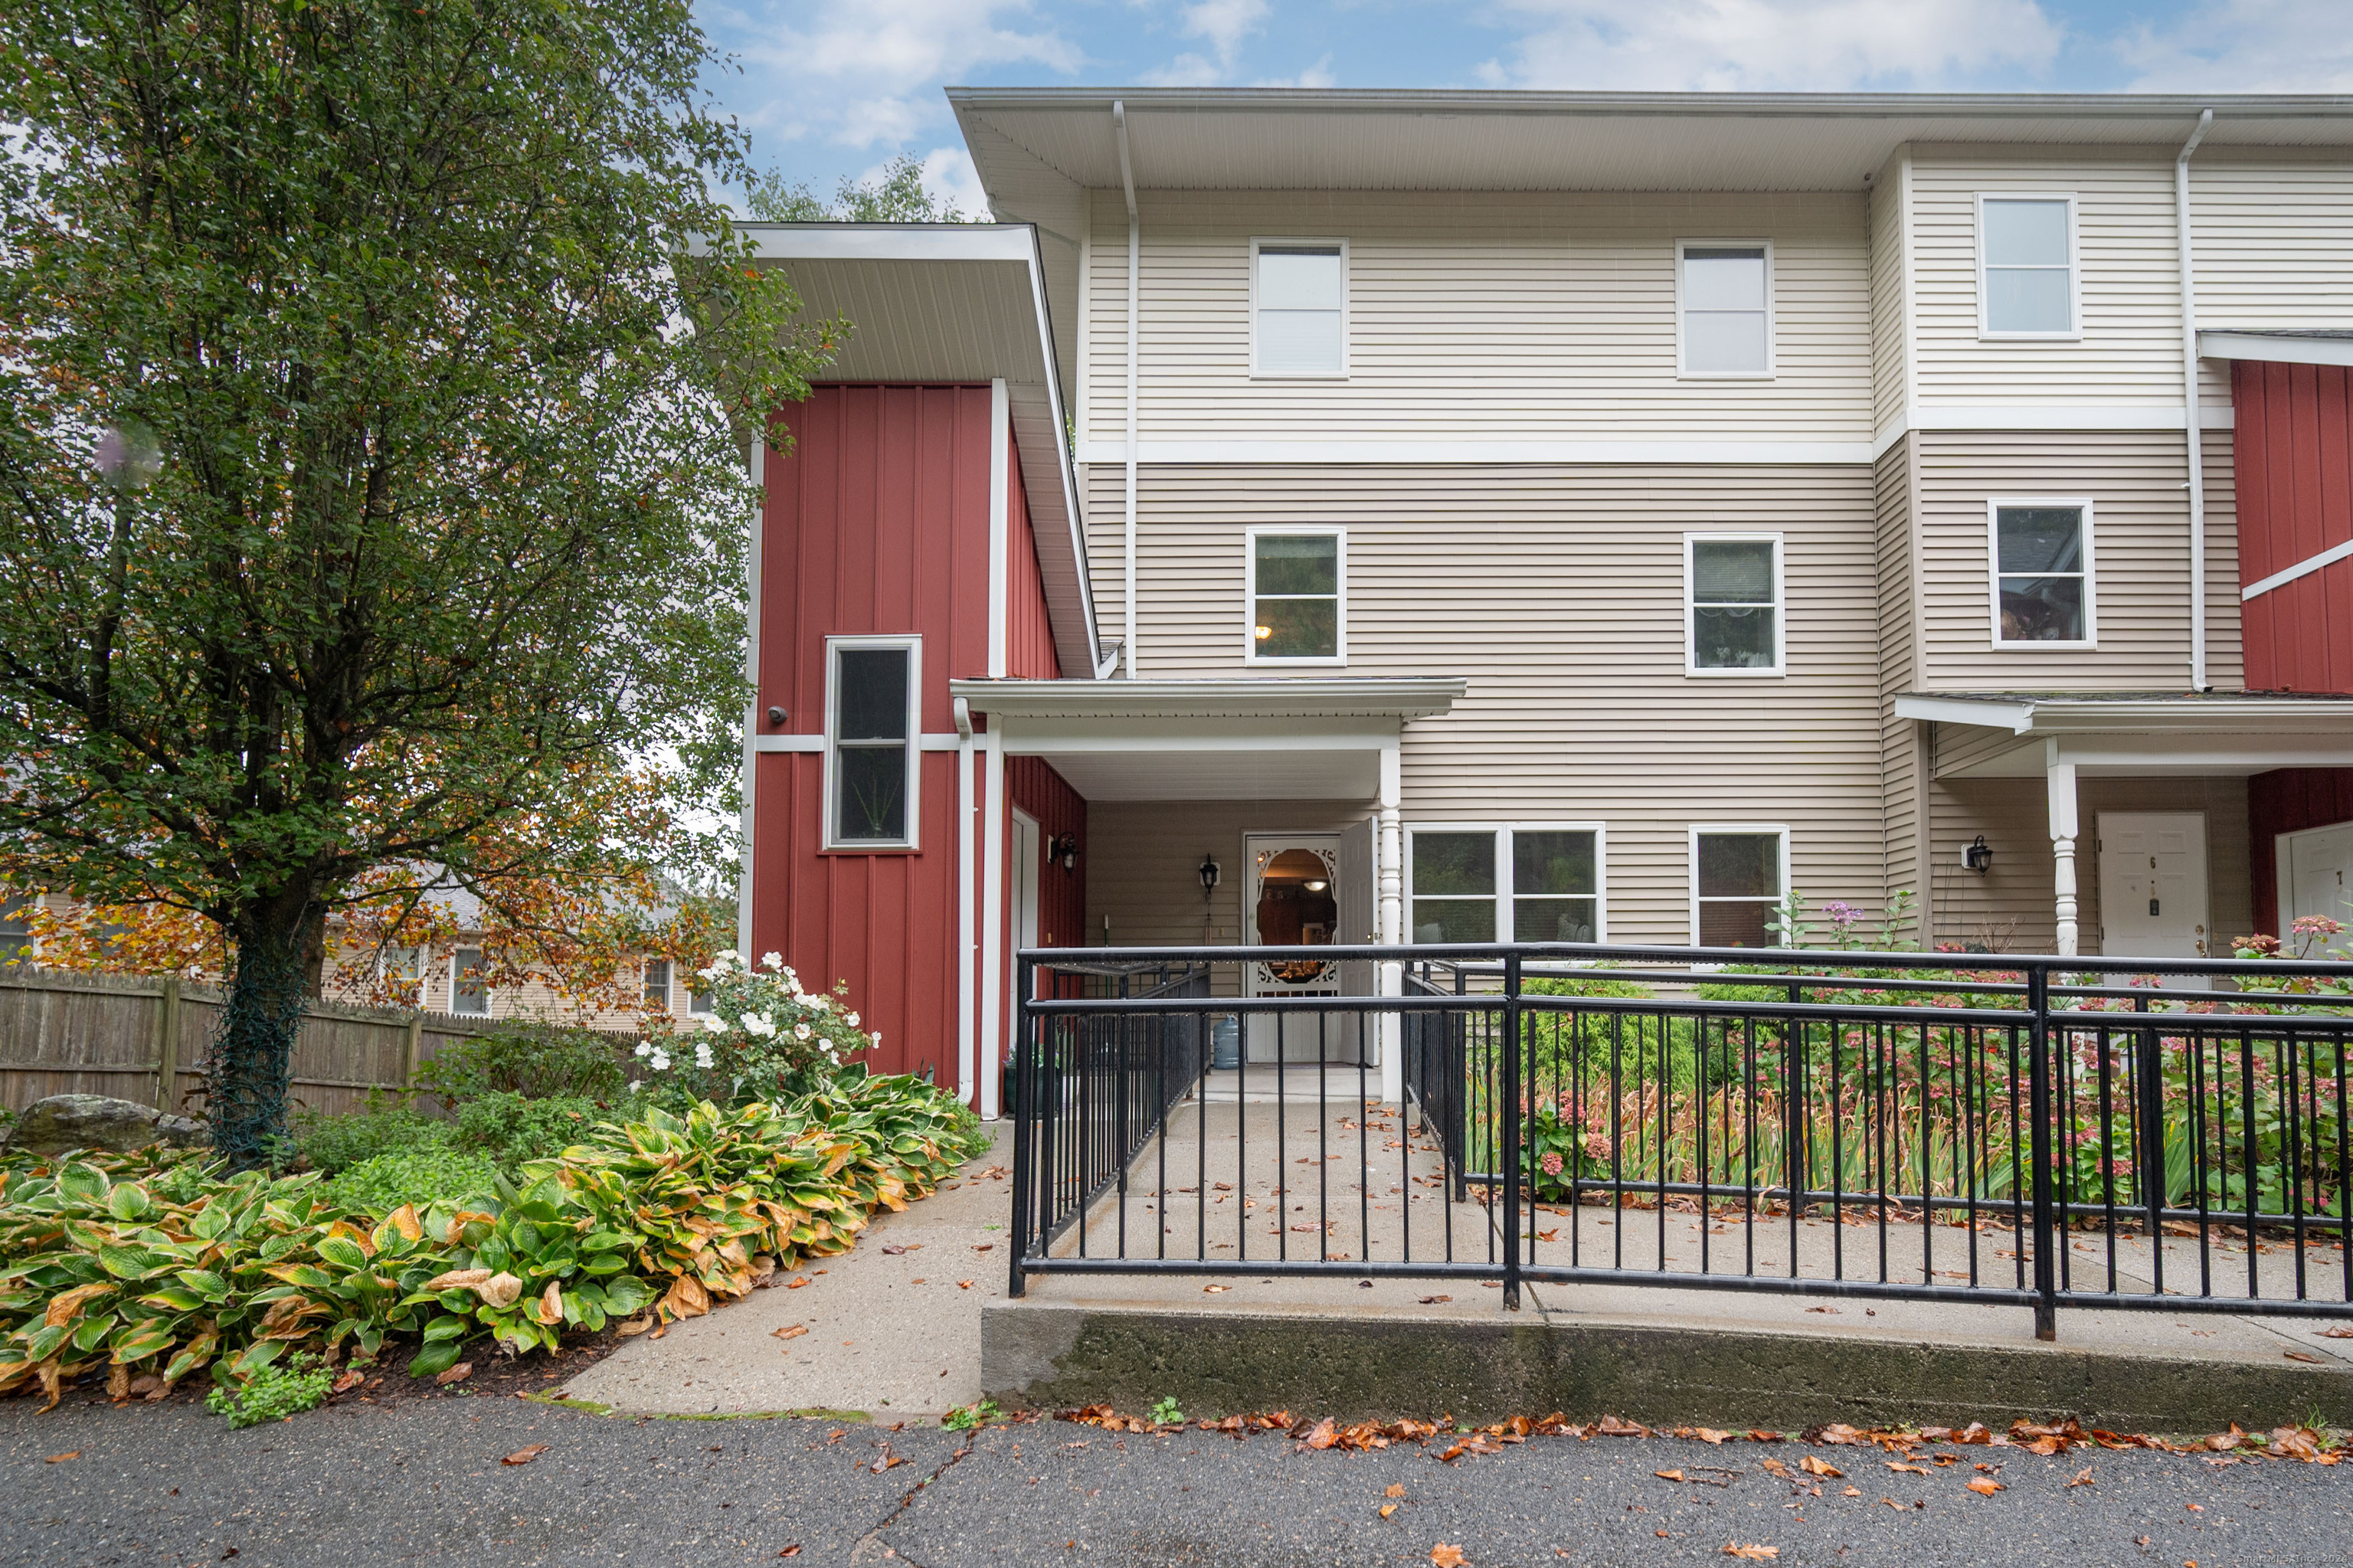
1896 691 2353 778
948 677 1467 801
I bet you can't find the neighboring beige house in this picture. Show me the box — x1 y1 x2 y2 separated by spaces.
722 90 2353 1112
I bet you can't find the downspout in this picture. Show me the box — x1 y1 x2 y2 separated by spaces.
1114 100 1140 679
954 697 976 1105
2175 107 2214 692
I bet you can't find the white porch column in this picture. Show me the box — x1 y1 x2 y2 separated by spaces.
2046 744 2080 958
1377 738 1404 1105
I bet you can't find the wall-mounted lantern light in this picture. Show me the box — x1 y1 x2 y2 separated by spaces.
1049 834 1078 872
1198 854 1221 893
1962 835 1994 876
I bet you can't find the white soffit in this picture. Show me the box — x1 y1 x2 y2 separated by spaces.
1036 747 1378 801
949 90 2353 201
2199 330 2353 368
949 676 1467 721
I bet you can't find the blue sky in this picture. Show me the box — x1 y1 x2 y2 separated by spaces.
702 0 2353 212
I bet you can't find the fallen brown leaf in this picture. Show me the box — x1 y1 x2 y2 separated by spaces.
2316 1327 2353 1339
1887 1462 1928 1475
1842 1487 1860 1497
435 1363 473 1386
1694 1428 1731 1445
778 1547 801 1557
2284 1350 2323 1363
43 1452 77 1464
957 1280 976 1290
1303 1419 1339 1450
1655 1469 1684 1482
1797 1455 1841 1478
772 1325 807 1340
1431 1546 1468 1567
1386 1484 1407 1498
1966 1478 2004 1495
1419 1295 1452 1304
1380 1504 1399 1518
1757 1457 1790 1478
331 1370 365 1395
502 1445 550 1466
1722 1547 1779 1560
1203 1285 1230 1294
786 1277 809 1289
2065 1467 2094 1488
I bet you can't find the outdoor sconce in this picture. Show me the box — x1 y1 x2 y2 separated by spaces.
1198 855 1221 893
765 705 787 727
1962 835 1995 876
1049 834 1078 872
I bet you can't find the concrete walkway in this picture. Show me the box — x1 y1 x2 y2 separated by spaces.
560 1125 1015 1420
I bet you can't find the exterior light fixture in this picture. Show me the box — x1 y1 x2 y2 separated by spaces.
765 705 787 726
1304 879 1328 892
1198 854 1221 892
1962 835 1994 875
1049 833 1078 872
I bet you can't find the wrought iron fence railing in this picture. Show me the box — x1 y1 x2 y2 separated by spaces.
1008 942 2353 1339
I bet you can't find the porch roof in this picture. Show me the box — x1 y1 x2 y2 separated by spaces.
1896 690 2353 777
950 676 1466 801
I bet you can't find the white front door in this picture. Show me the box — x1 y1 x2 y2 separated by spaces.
2284 820 2353 940
1244 833 1354 1064
1011 811 1041 956
2097 811 2210 961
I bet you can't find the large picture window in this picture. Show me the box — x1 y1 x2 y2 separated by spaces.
1988 500 2093 647
1677 241 1772 377
1685 533 1783 675
1252 240 1347 377
1409 826 1604 945
826 636 921 849
1692 829 1788 948
1978 195 2077 337
1245 529 1343 663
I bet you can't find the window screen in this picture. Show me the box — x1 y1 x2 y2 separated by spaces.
1255 246 1343 375
1697 833 1782 948
1252 534 1340 659
1682 247 1769 374
833 646 911 843
1982 199 2073 333
1994 506 2087 643
1412 832 1496 944
1690 538 1779 669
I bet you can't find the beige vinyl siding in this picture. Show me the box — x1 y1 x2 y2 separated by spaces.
1097 461 1888 941
1926 775 2252 957
1867 151 1911 435
2192 150 2353 329
1081 188 1872 447
1912 427 2243 691
1874 437 1925 939
1930 720 2027 780
1910 146 2187 408
1086 799 1368 965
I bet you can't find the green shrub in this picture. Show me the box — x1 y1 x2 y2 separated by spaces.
293 1097 452 1175
414 1023 627 1105
452 1092 601 1164
321 1148 504 1214
206 1353 332 1427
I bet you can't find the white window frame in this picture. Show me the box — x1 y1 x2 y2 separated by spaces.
823 633 923 851
1248 237 1350 380
448 945 492 1016
1404 823 1609 944
1243 525 1347 666
1674 239 1776 380
642 956 673 1013
1985 496 2097 650
1683 531 1786 678
1975 192 2081 341
1688 825 1792 949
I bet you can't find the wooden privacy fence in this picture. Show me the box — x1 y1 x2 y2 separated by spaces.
0 966 518 1121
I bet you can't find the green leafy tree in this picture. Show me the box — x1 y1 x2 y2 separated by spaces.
747 154 980 223
0 0 832 1164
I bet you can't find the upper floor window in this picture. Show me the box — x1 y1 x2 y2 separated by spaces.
1988 500 2094 647
1252 240 1346 378
1685 533 1783 676
449 946 491 1016
1677 242 1772 377
826 636 921 849
1978 195 2077 338
1409 826 1604 944
1693 828 1786 948
1245 529 1344 663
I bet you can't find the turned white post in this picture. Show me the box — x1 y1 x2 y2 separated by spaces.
2046 745 2080 958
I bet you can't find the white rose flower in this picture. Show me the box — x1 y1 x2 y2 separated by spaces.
793 1023 812 1041
634 1042 653 1059
846 1011 860 1027
693 1043 715 1069
762 951 784 971
627 1080 642 1093
700 1012 728 1034
742 1013 776 1039
649 1049 672 1072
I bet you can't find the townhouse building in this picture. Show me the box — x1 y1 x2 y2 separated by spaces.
736 90 2353 1113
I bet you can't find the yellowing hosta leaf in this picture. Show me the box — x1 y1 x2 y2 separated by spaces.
43 1282 116 1328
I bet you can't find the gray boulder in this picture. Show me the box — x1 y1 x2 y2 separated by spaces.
5 1095 210 1156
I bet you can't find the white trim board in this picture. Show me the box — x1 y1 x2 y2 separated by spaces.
1870 404 2237 462
2243 538 2353 602
1075 438 1872 466
2199 331 2353 369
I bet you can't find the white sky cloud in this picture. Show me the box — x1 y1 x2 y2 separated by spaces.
1473 0 2064 91
2113 0 2353 91
1140 0 1272 84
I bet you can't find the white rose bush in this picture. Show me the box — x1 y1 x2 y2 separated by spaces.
628 951 883 1109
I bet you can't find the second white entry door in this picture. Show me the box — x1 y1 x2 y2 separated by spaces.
2097 811 2210 961
2285 820 2353 940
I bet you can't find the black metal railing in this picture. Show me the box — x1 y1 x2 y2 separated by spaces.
1007 941 2353 1338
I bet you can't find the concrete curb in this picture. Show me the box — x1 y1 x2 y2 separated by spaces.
982 1299 2353 1432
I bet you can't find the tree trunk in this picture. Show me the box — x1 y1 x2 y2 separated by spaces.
208 892 315 1168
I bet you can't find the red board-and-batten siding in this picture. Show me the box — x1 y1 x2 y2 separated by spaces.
749 384 1076 1098
2234 361 2353 694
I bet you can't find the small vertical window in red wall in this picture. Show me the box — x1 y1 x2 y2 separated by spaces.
826 636 920 849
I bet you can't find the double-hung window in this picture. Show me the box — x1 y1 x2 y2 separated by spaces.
1677 241 1772 377
1988 499 2093 647
1692 829 1788 948
643 957 673 1013
826 636 921 849
1409 827 1604 945
1252 240 1347 377
1245 529 1343 663
450 946 491 1016
1978 195 2077 338
1685 533 1783 675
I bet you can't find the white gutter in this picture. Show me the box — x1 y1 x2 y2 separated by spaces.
2175 106 2214 692
1115 100 1140 679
